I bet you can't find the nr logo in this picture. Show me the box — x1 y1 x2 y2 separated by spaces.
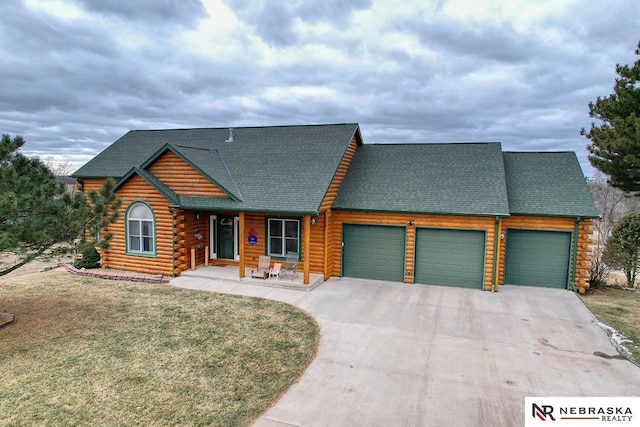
533 403 556 421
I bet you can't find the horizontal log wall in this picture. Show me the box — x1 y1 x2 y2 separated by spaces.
308 213 325 275
101 175 174 276
79 178 109 192
324 210 333 279
319 136 359 212
497 216 595 292
79 178 111 243
577 219 596 291
244 213 266 268
241 214 325 275
331 211 497 289
147 151 229 197
182 211 209 269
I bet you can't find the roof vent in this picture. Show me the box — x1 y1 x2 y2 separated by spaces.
225 128 234 143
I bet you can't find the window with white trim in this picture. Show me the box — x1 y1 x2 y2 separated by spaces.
127 202 155 255
268 218 299 257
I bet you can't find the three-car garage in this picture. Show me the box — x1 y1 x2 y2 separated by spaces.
341 223 574 290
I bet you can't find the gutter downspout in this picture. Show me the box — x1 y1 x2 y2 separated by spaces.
570 217 581 292
491 217 499 293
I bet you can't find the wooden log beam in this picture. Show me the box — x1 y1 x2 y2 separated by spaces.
303 215 311 285
239 212 245 279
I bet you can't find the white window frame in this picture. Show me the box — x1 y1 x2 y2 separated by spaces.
267 218 300 258
126 202 155 256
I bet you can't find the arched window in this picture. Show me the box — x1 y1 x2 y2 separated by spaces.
127 202 155 255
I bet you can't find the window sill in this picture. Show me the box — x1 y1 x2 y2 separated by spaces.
126 251 157 258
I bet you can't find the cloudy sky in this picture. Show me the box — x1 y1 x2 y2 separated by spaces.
1 0 638 176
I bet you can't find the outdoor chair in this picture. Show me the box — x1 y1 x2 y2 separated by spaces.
251 255 271 279
269 263 282 279
280 252 299 280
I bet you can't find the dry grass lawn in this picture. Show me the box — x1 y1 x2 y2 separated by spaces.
0 269 319 426
580 286 640 361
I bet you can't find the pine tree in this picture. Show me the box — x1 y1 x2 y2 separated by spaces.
583 41 640 193
0 134 86 276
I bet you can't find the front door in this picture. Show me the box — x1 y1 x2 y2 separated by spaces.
218 216 235 259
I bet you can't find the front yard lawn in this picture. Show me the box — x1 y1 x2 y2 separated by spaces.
580 286 640 362
0 270 318 426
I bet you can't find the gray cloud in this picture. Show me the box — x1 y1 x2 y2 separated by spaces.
228 0 372 46
75 0 206 26
0 0 638 177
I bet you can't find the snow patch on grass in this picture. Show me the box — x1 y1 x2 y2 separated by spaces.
594 320 637 364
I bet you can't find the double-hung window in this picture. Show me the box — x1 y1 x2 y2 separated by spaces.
127 202 155 255
268 218 299 257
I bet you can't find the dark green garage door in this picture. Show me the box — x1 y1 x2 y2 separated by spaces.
342 224 405 282
504 229 571 288
414 228 486 288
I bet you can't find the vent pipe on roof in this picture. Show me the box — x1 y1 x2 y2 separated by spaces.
225 128 234 143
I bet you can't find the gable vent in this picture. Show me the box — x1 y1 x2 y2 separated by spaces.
225 128 234 143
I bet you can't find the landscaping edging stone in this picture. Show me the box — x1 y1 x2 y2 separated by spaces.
61 263 170 284
0 312 16 329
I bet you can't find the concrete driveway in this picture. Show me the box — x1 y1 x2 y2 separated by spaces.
170 276 640 426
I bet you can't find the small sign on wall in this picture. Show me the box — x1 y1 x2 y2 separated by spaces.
248 227 258 245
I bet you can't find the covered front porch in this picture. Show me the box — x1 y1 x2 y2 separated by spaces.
181 264 324 291
179 209 325 285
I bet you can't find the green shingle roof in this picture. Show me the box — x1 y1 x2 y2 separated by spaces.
503 152 599 218
333 143 511 216
73 124 361 214
75 123 596 219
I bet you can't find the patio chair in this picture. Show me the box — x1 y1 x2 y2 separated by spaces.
269 263 282 279
251 255 271 279
280 252 299 280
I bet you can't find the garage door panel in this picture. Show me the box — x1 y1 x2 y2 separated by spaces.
342 224 405 282
504 229 571 288
414 228 485 288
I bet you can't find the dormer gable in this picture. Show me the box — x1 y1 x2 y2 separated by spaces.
142 144 240 200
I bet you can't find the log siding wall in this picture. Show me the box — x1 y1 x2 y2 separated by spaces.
241 214 326 275
101 175 174 276
147 151 229 197
80 183 595 292
319 136 359 212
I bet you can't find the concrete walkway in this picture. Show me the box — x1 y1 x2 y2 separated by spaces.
170 276 640 427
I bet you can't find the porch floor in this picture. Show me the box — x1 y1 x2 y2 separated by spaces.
180 265 324 291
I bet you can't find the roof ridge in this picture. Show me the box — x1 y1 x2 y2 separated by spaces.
129 123 359 132
215 150 245 202
370 142 501 146
504 151 574 154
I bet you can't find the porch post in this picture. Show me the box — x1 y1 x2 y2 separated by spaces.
239 212 246 278
303 214 311 285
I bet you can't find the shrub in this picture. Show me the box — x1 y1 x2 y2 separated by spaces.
73 242 101 269
590 246 610 288
602 211 640 288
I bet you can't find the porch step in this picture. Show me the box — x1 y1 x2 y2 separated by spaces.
180 266 324 292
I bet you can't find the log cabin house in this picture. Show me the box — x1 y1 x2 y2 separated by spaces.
72 123 598 292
